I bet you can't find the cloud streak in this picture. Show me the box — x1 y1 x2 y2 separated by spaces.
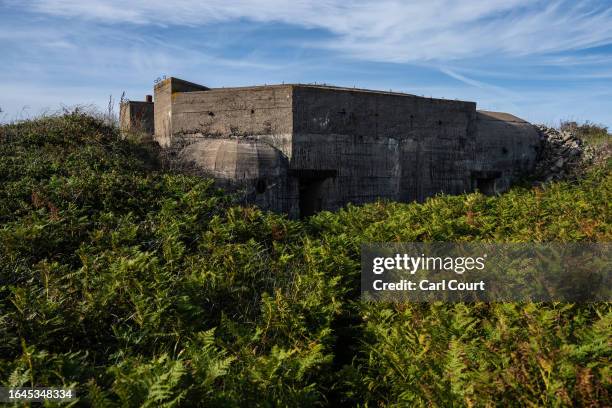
11 0 612 62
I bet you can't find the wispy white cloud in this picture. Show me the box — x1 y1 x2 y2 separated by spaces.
10 0 612 62
438 67 521 112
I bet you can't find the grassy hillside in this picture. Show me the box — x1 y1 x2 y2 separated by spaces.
0 113 610 406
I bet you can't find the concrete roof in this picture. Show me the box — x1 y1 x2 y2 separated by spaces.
477 110 530 123
199 83 474 105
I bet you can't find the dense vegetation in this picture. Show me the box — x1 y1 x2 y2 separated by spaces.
0 113 610 406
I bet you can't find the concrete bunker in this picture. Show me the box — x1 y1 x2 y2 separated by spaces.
120 77 540 217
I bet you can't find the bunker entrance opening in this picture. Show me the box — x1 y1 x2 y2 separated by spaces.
476 177 496 195
471 171 501 195
291 169 337 218
299 178 325 218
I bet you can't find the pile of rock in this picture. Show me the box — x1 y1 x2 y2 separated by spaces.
532 125 591 183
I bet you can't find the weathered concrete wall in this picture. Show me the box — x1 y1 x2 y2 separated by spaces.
120 100 154 137
473 111 540 193
170 85 294 157
179 138 297 216
154 77 210 147
291 86 477 209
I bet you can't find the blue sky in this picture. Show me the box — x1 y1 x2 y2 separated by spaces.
1 0 612 127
